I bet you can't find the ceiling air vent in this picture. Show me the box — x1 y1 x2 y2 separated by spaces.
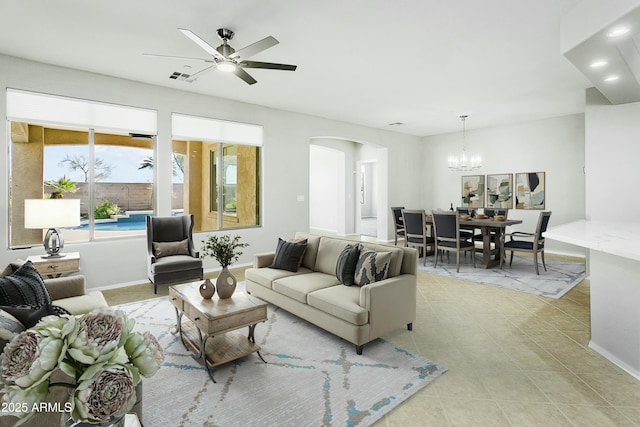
169 71 192 81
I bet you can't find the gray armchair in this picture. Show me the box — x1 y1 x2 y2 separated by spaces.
146 214 203 294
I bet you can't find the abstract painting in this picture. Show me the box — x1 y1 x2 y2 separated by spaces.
486 173 513 208
461 175 485 208
515 172 545 209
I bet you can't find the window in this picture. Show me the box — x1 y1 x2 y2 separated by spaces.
7 90 156 248
172 114 262 232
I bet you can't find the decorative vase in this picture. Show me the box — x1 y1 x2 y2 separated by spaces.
216 267 237 299
199 278 215 299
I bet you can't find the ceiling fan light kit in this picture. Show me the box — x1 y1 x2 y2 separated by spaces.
146 27 297 85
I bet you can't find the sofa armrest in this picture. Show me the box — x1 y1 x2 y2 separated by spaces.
253 252 276 268
44 275 86 301
359 274 417 339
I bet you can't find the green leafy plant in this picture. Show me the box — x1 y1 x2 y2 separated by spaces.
201 234 249 268
44 175 77 199
94 199 120 219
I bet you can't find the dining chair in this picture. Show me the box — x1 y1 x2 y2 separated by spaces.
432 211 476 272
503 211 552 275
402 209 434 266
390 206 405 246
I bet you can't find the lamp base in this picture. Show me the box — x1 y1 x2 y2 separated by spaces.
43 228 65 258
40 253 67 259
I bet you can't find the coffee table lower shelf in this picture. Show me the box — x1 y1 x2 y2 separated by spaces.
180 321 262 368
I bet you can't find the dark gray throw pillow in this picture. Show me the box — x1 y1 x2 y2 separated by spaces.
0 304 69 329
269 238 308 272
336 244 362 286
0 260 51 307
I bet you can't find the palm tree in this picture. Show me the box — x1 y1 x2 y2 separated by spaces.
139 154 184 178
45 176 77 198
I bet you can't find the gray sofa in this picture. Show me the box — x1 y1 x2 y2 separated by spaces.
245 232 418 354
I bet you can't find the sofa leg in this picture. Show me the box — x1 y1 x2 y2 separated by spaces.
356 345 363 355
407 323 413 331
154 283 157 294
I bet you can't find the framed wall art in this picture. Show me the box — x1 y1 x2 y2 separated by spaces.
461 175 485 208
486 173 513 208
515 172 545 210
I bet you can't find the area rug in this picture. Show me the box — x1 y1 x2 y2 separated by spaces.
117 296 447 427
419 254 586 299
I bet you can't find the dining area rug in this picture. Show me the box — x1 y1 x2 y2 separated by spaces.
119 296 447 426
419 254 586 299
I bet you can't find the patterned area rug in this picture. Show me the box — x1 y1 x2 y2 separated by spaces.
419 254 586 299
118 296 447 427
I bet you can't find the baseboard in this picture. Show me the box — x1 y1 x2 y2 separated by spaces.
589 340 640 381
92 262 253 292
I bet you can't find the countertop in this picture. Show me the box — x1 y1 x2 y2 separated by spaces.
545 220 640 262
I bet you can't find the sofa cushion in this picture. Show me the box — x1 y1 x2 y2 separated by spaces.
246 266 313 290
294 232 322 270
335 244 361 286
269 238 308 272
153 239 190 259
54 291 109 315
314 237 353 276
0 260 52 307
273 273 341 303
0 309 25 350
354 250 391 286
307 285 369 326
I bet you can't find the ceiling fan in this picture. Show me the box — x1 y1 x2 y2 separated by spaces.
145 28 297 85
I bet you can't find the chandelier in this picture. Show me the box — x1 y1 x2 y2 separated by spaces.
448 115 481 171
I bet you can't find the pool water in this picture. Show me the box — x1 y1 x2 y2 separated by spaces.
72 213 151 231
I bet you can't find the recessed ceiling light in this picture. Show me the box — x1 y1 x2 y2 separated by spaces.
590 60 608 68
607 27 630 38
604 75 620 82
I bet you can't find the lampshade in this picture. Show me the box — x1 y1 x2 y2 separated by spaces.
24 199 80 229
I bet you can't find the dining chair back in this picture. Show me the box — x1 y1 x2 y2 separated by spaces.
402 209 434 266
432 211 476 272
391 206 405 245
484 208 509 218
504 211 552 275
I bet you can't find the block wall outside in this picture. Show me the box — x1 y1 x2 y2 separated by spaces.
47 183 184 216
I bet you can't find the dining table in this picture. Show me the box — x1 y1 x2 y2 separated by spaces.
426 215 523 269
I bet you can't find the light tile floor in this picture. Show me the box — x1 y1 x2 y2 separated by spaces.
378 270 640 426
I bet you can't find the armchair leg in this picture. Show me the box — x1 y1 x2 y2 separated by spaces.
356 345 363 355
534 252 540 275
509 251 514 266
541 250 547 272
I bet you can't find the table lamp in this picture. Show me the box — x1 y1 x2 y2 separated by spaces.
24 199 80 258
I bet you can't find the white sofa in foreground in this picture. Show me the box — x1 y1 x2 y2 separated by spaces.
245 232 418 354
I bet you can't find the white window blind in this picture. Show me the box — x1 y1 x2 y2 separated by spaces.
6 89 157 134
172 113 263 146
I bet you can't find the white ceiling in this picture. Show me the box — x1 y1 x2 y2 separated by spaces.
0 0 623 136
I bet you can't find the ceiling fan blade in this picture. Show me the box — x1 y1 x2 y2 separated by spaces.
229 36 279 60
185 65 216 82
143 53 213 63
240 61 297 71
178 28 226 60
233 68 257 85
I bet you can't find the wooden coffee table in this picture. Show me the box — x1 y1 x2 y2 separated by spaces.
169 282 268 382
